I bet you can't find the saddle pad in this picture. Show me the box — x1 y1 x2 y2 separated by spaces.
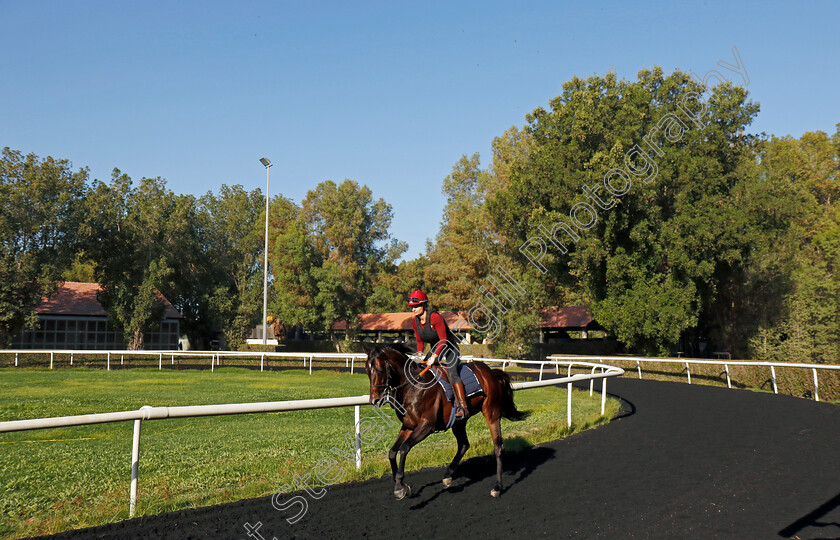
430 363 483 403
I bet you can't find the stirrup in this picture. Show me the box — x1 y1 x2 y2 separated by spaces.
454 404 469 419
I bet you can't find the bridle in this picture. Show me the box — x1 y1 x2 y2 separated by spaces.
367 351 410 405
368 357 391 390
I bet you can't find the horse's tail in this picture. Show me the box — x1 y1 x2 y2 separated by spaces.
493 368 530 421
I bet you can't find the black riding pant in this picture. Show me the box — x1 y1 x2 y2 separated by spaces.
424 347 461 385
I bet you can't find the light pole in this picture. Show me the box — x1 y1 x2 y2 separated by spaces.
259 157 272 345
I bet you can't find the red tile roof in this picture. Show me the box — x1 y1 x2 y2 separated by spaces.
540 305 599 329
35 282 182 319
331 306 600 332
332 311 470 332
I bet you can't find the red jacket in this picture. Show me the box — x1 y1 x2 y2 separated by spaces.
412 311 458 356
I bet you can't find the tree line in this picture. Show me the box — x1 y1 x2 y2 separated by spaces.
2 66 839 362
0 151 408 349
422 68 840 362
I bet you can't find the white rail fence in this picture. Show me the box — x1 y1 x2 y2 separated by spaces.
1 349 371 373
549 354 840 402
0 358 623 518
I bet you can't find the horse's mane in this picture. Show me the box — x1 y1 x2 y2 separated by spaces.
381 342 414 358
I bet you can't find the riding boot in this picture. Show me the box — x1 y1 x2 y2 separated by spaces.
453 381 470 419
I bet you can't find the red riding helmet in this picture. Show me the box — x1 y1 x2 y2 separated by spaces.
407 290 428 306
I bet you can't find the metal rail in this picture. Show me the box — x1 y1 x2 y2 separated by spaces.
1 349 371 373
548 354 840 402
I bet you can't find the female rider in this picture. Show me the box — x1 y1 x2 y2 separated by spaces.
407 290 469 419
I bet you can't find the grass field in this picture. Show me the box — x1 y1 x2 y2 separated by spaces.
0 367 620 539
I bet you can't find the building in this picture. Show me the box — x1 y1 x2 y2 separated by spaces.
538 305 605 343
10 281 182 350
330 306 602 344
331 311 473 343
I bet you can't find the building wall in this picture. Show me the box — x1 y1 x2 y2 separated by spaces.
11 316 180 350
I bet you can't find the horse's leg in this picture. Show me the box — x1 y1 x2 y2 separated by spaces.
442 420 470 488
389 428 412 482
394 421 435 500
484 413 504 497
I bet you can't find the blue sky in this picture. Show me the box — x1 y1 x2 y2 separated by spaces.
2 1 838 260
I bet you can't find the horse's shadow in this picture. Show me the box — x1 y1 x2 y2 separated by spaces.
408 437 554 510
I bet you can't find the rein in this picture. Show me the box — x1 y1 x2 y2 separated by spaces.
368 350 424 393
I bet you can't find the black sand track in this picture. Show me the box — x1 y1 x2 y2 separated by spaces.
31 378 840 539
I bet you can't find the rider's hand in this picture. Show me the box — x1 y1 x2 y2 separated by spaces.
425 354 437 366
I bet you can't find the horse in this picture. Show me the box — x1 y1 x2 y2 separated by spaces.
363 343 528 499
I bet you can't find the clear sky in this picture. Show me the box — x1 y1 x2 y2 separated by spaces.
2 1 838 260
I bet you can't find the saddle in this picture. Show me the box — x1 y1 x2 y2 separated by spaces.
427 364 484 428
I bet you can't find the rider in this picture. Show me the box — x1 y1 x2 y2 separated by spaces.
408 290 469 419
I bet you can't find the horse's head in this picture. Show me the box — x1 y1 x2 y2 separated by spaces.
364 345 403 406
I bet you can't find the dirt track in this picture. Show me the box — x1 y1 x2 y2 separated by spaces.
30 378 840 539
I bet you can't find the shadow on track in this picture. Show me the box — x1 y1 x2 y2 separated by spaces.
409 440 555 510
779 491 840 538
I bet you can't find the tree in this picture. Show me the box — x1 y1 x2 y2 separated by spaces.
424 154 494 312
82 171 197 349
746 126 840 363
366 256 432 313
0 148 88 346
484 68 760 354
270 179 406 340
198 185 265 349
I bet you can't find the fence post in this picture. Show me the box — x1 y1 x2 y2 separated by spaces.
637 360 642 379
129 406 150 518
159 354 162 370
211 354 214 373
354 405 362 471
309 356 313 375
724 364 731 389
770 365 778 394
121 354 124 366
171 354 174 365
261 354 264 372
15 352 18 367
685 362 691 384
539 363 545 381
813 368 819 402
601 373 607 416
107 353 110 371
350 357 354 375
69 352 72 366
567 382 573 428
50 352 54 369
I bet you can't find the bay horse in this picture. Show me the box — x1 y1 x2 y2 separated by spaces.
364 343 528 499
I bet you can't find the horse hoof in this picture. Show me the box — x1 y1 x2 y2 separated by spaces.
442 477 452 488
394 484 411 500
490 488 501 498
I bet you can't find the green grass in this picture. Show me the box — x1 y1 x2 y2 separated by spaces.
0 367 620 539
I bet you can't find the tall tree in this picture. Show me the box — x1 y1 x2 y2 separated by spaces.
198 185 265 348
484 68 760 354
82 171 196 349
270 179 405 339
425 153 494 311
0 148 88 346
746 126 840 363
